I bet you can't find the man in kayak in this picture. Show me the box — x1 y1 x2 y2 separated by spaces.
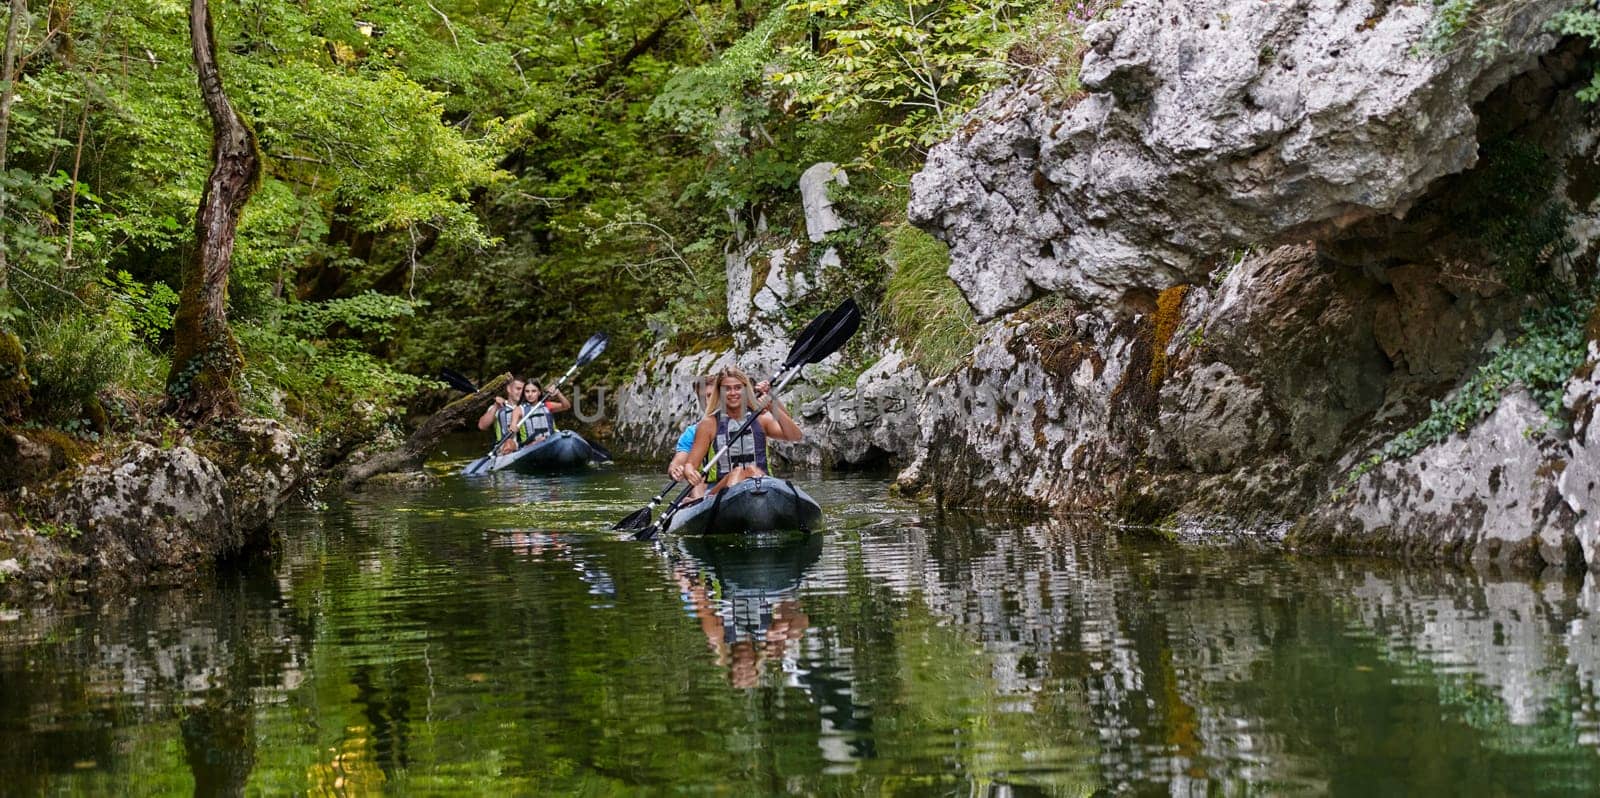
477 376 525 455
682 365 802 494
668 375 717 499
512 379 572 447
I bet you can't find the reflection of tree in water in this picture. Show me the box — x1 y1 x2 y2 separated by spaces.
0 560 310 795
350 662 414 778
672 533 876 760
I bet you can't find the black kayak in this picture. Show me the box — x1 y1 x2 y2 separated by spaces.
487 430 606 474
666 476 823 535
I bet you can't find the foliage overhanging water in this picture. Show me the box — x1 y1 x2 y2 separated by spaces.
5 455 1600 795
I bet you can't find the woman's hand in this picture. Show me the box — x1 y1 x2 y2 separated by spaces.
684 467 705 486
752 380 775 412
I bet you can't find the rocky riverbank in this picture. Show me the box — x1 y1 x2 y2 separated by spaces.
613 0 1600 573
0 418 305 599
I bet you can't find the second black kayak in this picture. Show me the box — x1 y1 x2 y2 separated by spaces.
489 430 606 474
666 477 823 535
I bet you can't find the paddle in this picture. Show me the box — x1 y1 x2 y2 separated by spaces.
630 299 860 540
462 332 609 476
612 303 843 532
439 367 478 394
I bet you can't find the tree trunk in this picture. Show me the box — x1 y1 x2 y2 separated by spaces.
342 374 509 489
166 0 260 422
0 0 27 297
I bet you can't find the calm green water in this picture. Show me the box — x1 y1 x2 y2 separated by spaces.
6 456 1600 795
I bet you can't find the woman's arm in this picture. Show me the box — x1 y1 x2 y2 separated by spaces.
683 418 716 485
760 397 802 442
546 387 572 413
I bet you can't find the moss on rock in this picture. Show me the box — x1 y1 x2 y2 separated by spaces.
0 329 29 424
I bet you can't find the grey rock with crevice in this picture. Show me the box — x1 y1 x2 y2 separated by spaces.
15 419 303 587
909 0 1572 319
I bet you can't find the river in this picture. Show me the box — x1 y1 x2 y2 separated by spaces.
5 454 1600 795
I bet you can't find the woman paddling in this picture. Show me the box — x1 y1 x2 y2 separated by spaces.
683 365 802 495
512 380 572 448
477 377 525 455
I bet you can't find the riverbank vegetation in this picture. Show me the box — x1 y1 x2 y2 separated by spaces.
0 0 1114 467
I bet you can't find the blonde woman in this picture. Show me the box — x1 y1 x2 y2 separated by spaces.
683 365 802 494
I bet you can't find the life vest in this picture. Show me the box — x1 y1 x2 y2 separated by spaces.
518 401 555 444
493 402 516 440
714 410 767 473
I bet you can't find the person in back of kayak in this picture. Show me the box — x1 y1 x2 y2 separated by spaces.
668 375 717 499
683 365 802 495
512 379 572 447
477 376 525 455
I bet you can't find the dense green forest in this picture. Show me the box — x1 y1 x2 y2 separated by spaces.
0 0 1109 456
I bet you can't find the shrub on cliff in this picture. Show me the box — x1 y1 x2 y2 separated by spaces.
885 224 979 375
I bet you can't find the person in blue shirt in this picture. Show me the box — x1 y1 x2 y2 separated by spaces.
667 375 716 500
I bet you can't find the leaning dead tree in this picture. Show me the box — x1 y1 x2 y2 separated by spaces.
166 0 260 422
342 374 511 489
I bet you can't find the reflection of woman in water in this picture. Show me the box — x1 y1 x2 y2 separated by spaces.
668 534 876 759
676 564 809 688
672 535 820 688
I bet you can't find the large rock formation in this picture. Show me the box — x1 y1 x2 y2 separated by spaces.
892 0 1600 570
909 0 1576 318
3 418 303 591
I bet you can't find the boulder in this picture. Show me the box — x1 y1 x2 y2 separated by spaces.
909 0 1573 318
22 418 304 585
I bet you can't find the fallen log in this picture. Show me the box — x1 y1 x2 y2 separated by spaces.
342 373 510 489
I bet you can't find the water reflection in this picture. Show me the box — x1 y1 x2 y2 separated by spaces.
672 533 820 688
0 562 304 795
493 529 618 601
7 471 1600 794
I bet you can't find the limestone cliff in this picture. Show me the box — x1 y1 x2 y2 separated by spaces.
899 0 1600 570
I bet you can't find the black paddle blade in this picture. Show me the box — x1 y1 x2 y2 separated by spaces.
612 506 651 531
804 298 862 365
588 440 614 462
439 367 477 393
782 307 836 369
632 522 661 541
576 332 609 367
